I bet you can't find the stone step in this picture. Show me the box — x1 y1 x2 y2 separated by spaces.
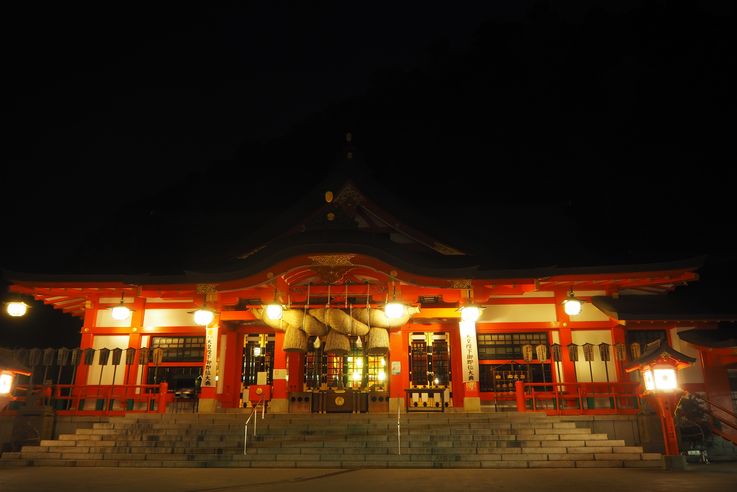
9 456 665 469
6 412 661 468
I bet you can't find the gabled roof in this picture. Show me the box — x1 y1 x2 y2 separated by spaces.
1 147 712 321
677 324 737 349
624 343 697 372
233 179 465 261
0 348 31 374
3 175 705 287
591 294 737 322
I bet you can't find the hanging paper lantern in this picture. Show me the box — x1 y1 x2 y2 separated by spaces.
630 342 641 360
112 348 123 365
582 343 595 362
551 343 562 362
138 347 150 365
522 344 534 362
56 347 71 367
98 348 111 366
69 348 82 366
535 344 548 361
125 348 137 366
83 348 96 365
614 343 627 361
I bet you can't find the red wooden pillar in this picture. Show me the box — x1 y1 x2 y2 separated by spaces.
654 393 680 456
75 296 98 387
554 290 578 385
611 324 626 381
271 331 288 412
449 322 465 408
125 296 146 386
388 327 407 413
515 380 526 412
287 352 304 392
221 329 240 408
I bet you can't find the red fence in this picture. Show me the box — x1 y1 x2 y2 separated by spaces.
3 382 170 416
515 380 641 415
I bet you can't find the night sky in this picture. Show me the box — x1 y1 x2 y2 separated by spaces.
1 1 735 348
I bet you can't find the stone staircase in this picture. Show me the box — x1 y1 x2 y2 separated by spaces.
0 412 663 468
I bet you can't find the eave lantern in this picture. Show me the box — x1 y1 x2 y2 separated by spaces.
458 287 484 322
561 288 583 316
192 285 217 327
5 301 29 318
264 281 284 321
110 292 132 321
384 281 406 320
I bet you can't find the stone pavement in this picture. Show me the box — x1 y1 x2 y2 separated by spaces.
1 462 736 492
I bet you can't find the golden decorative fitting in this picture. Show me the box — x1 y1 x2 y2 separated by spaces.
449 279 472 289
309 255 355 267
196 284 217 295
333 183 365 207
312 266 352 284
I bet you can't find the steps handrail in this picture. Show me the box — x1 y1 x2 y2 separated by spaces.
680 390 737 448
397 402 401 455
243 396 265 455
683 390 737 421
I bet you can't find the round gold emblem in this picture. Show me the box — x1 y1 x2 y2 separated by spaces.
334 396 345 406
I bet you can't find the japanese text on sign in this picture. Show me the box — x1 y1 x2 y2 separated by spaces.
459 320 479 383
203 327 217 387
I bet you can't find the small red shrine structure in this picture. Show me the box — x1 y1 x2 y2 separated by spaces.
4 174 736 423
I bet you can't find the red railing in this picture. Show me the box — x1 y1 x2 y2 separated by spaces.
4 382 170 416
682 391 737 447
515 380 641 415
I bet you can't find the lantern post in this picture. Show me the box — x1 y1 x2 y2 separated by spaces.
625 344 695 468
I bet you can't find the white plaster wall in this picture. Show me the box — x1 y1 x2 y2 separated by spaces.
671 327 705 384
143 309 198 327
571 330 618 382
86 335 130 385
479 304 557 323
573 302 611 322
96 310 132 328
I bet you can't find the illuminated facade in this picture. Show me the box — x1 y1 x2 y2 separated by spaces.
5 179 733 429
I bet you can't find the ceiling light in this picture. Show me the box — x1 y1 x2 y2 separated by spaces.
110 292 131 321
194 308 215 326
562 289 583 316
6 301 29 317
460 305 483 322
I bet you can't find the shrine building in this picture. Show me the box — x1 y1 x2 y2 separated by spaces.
4 172 737 426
